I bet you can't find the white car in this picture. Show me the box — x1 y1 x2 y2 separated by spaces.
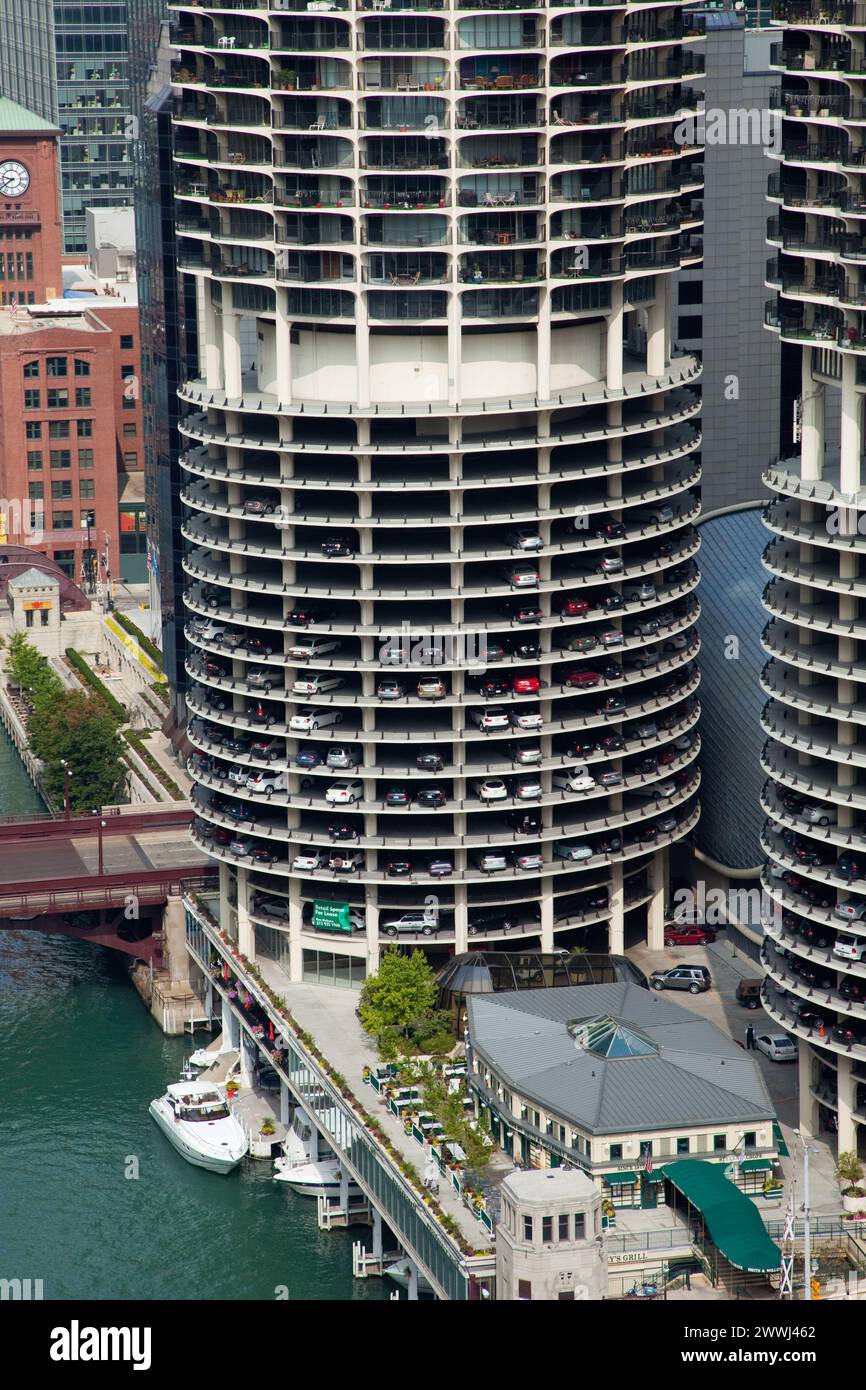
509 709 543 731
834 900 866 923
502 564 540 588
292 673 346 695
470 706 510 731
289 706 344 732
475 778 509 802
623 581 657 603
292 846 328 871
513 776 542 800
325 780 363 805
833 933 866 961
288 637 341 660
552 768 596 793
801 804 837 827
245 770 288 797
509 742 542 764
755 1034 797 1063
475 850 508 872
511 849 544 871
553 841 594 862
505 527 543 551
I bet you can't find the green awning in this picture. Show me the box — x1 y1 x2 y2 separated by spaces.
662 1160 781 1273
773 1121 790 1158
741 1159 772 1173
645 1169 666 1182
604 1171 638 1185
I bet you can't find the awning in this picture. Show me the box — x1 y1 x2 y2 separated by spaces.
740 1159 772 1173
604 1171 638 1185
662 1159 781 1273
644 1169 666 1182
773 1121 790 1158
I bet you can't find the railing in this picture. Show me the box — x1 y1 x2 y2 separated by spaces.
0 869 216 918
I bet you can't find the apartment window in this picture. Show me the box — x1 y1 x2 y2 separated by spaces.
79 479 95 499
542 1216 553 1244
678 280 702 305
713 1134 727 1152
74 359 90 377
23 359 39 378
48 421 70 440
28 481 43 500
46 356 68 377
558 1214 569 1241
609 1144 623 1161
522 1215 533 1241
78 449 94 469
677 1138 690 1155
744 1131 757 1149
47 389 69 409
122 423 137 438
51 480 73 500
120 334 134 350
122 451 138 467
574 1213 585 1240
75 388 92 408
53 549 74 576
27 451 42 470
678 314 703 339
517 1280 532 1301
50 450 72 470
77 419 93 438
52 511 73 529
121 364 136 380
23 389 40 409
25 421 41 439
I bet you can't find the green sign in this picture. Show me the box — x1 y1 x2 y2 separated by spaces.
312 901 351 933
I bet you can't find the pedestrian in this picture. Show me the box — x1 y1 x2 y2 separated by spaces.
745 1024 756 1051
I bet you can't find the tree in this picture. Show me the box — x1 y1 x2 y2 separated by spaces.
359 948 439 1047
30 690 127 811
1 632 63 710
836 1150 865 1196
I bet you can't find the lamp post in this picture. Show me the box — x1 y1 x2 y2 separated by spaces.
794 1129 818 1299
97 815 106 877
60 758 71 819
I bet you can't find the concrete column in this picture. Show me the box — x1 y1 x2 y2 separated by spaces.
199 282 222 390
407 1260 419 1301
453 891 468 957
838 1055 856 1155
289 876 303 983
798 1044 818 1137
236 866 254 960
840 353 862 497
308 1120 319 1162
365 881 380 976
606 281 624 391
356 299 371 409
447 292 461 406
161 895 191 986
537 286 551 402
275 288 293 406
221 991 233 1042
646 845 668 951
280 1079 291 1126
240 1031 256 1088
222 311 243 400
371 1208 383 1260
608 860 624 955
799 351 824 483
540 885 554 952
646 283 667 377
340 1165 350 1209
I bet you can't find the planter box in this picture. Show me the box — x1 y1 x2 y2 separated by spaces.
842 1192 866 1213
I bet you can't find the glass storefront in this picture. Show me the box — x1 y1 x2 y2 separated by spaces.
302 948 366 989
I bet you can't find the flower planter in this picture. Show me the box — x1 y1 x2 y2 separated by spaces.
842 1192 866 1213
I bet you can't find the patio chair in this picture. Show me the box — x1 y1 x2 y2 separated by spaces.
309 116 325 130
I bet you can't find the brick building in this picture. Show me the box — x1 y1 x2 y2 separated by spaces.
0 95 143 588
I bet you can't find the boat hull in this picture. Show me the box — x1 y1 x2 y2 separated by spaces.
273 1157 360 1198
149 1100 246 1174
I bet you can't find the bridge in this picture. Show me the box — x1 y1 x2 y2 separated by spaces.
0 804 215 959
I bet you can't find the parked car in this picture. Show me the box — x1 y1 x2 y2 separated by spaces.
565 669 601 689
508 810 542 834
241 635 276 657
837 853 866 883
426 856 453 877
416 752 444 773
507 741 542 764
289 707 344 732
470 706 510 731
511 848 544 871
229 838 277 863
833 932 866 961
553 841 593 862
552 767 596 793
243 496 277 515
649 965 711 994
246 668 286 694
383 785 410 807
513 674 540 694
510 708 543 731
834 898 866 923
417 676 447 700
663 923 717 946
287 636 342 660
254 897 289 922
502 601 543 623
251 737 283 763
475 849 508 872
735 979 763 1010
513 775 542 800
328 849 363 873
325 780 363 805
385 858 413 877
475 777 509 802
320 535 355 558
755 1034 797 1063
292 672 346 696
382 912 439 937
505 527 543 551
328 820 359 840
415 788 447 809
292 846 329 871
502 563 540 588
326 745 360 770
245 770 288 797
376 678 405 700
801 804 837 827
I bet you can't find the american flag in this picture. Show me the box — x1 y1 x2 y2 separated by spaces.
644 1148 654 1175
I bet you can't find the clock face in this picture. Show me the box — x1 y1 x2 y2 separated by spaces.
0 161 30 197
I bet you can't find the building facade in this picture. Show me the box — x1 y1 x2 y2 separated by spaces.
174 0 706 984
761 2 866 1157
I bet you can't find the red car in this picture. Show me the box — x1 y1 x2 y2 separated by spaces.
513 674 540 694
566 669 601 688
557 597 590 617
663 923 717 946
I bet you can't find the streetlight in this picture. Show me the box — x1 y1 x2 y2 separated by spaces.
794 1129 819 1300
60 758 71 819
96 815 106 877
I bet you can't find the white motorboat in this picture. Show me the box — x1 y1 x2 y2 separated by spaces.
273 1107 360 1198
383 1255 434 1296
149 1081 248 1174
187 1040 221 1070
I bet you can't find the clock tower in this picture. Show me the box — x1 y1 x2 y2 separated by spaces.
0 97 63 303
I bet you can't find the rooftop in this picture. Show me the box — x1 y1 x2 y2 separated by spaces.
501 1166 597 1204
468 982 776 1135
7 568 59 591
0 96 59 136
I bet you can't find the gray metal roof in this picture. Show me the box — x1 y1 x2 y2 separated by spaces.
0 97 59 135
469 983 775 1135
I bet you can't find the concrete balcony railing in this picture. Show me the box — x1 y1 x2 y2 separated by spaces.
762 577 866 644
761 741 866 819
761 699 866 767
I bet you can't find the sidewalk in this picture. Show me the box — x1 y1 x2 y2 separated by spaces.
141 731 193 799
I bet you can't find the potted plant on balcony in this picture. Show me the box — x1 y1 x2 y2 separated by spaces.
260 1116 276 1136
276 69 296 91
837 1151 866 1212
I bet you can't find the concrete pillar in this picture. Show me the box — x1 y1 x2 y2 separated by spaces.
799 351 824 482
280 1079 291 1126
356 300 371 409
371 1208 383 1261
540 888 554 952
646 284 667 377
289 876 303 983
646 845 668 951
275 288 293 405
308 1120 319 1162
447 292 461 406
237 867 254 960
199 282 222 390
407 1260 419 1301
606 281 624 391
221 991 233 1042
537 287 551 402
608 860 624 955
161 895 191 986
222 311 243 400
838 1055 856 1155
798 1044 818 1137
340 1165 350 1209
840 353 862 497
240 1031 256 1088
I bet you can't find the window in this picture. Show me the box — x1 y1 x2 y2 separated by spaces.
713 1134 727 1152
522 1215 533 1241
23 359 39 378
48 421 70 440
609 1144 623 1161
121 364 136 379
517 1280 532 1301
678 280 702 305
28 481 43 500
23 389 40 409
678 314 703 339
123 451 138 467
27 451 42 470
120 334 134 350
558 1292 575 1301
50 450 72 470
74 358 90 377
79 479 95 499
51 480 72 500
77 419 93 438
25 421 41 439
122 423 137 438
47 389 69 409
46 356 68 377
52 511 73 529
677 1138 690 1155
53 549 74 577
558 1214 569 1241
78 449 94 469
744 1131 757 1149
542 1216 553 1244
75 388 92 408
